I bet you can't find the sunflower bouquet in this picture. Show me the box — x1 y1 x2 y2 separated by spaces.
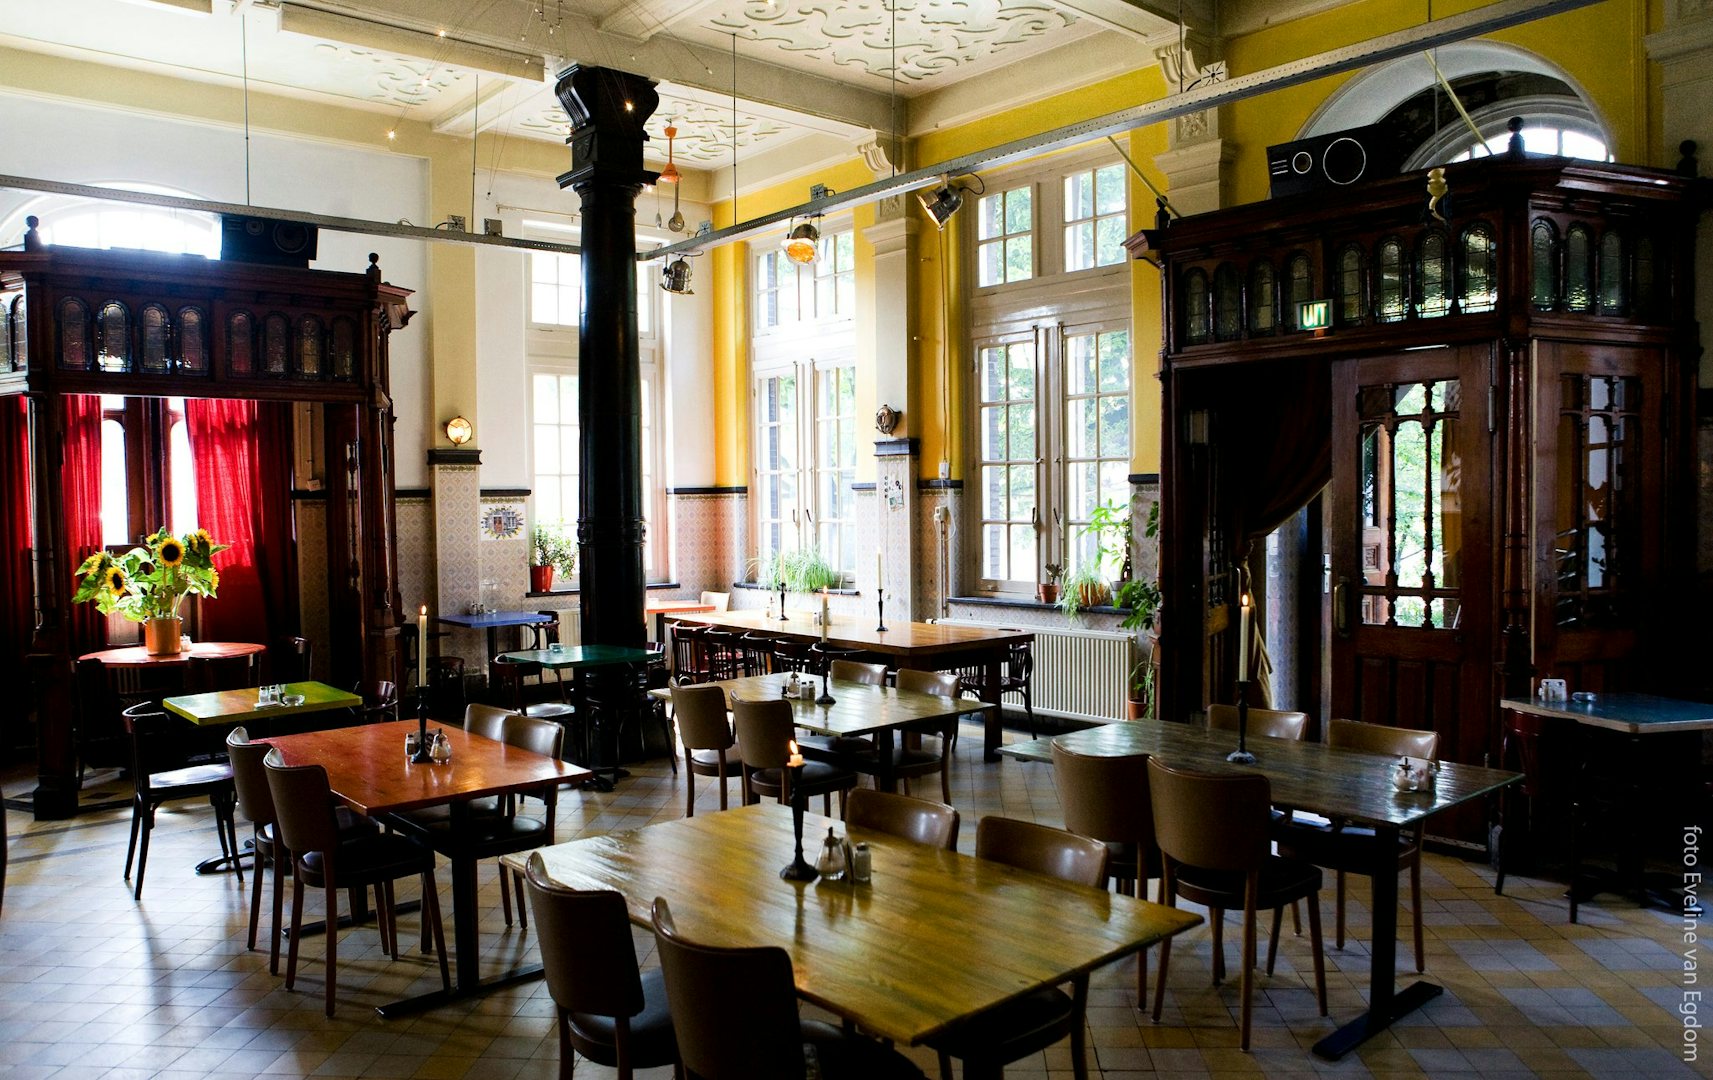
72 526 229 622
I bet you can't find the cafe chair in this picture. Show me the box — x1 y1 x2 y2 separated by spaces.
121 702 240 901
732 698 857 819
430 655 466 714
74 657 131 776
1273 719 1439 973
272 635 313 684
529 610 560 651
887 668 961 804
523 854 679 1080
999 635 1037 738
846 789 959 851
491 654 545 711
264 748 449 1017
1052 744 1159 1007
673 683 743 817
738 632 775 677
809 642 862 676
927 817 1108 1080
669 622 712 684
770 640 815 674
651 896 923 1080
188 651 260 693
701 629 743 681
698 590 731 612
353 679 399 724
1205 704 1311 741
1147 758 1327 1051
829 659 887 686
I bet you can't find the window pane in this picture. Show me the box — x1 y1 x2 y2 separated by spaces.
1067 397 1095 458
1005 237 1032 282
1008 403 1035 458
533 374 558 425
1004 188 1032 234
1095 164 1126 215
169 416 197 537
1095 216 1126 267
1065 171 1093 221
1099 395 1129 457
101 418 128 547
979 242 1005 287
1065 221 1093 272
979 194 1004 241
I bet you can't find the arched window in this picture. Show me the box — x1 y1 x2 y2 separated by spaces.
228 310 255 375
296 314 324 377
1182 268 1210 345
1530 219 1559 310
6 191 218 257
1283 253 1312 331
57 297 90 370
177 306 208 374
1376 238 1407 322
97 301 130 374
1459 225 1498 313
140 303 171 374
1335 245 1367 327
1415 231 1450 319
9 295 25 373
263 313 289 375
1249 261 1277 335
1213 263 1242 342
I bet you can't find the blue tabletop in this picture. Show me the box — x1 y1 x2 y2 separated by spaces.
499 645 660 670
1502 693 1713 734
437 611 556 630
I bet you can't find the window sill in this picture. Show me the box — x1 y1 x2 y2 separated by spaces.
733 581 862 596
949 594 1130 616
525 581 683 599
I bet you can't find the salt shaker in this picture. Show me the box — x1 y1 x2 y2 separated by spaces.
851 842 872 884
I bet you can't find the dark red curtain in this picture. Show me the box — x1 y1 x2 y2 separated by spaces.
187 399 297 645
1220 358 1334 543
64 395 105 655
0 398 33 682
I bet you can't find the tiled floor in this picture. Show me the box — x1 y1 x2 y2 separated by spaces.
0 720 1700 1079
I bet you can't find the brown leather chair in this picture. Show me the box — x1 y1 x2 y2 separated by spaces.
1052 744 1159 1006
523 855 679 1080
1205 704 1311 741
1147 758 1327 1051
264 748 449 1016
829 659 887 685
1274 719 1439 972
121 702 239 901
651 896 923 1079
927 817 1108 1080
672 683 742 816
888 668 961 804
464 702 517 741
846 789 960 851
798 659 890 765
732 697 857 818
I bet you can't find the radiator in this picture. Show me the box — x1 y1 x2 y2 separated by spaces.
939 620 1135 724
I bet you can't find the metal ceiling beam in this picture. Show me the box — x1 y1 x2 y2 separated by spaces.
647 0 1605 260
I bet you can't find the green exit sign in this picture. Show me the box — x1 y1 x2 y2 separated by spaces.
1299 300 1331 331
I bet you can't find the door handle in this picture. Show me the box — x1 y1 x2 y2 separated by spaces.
1333 580 1350 636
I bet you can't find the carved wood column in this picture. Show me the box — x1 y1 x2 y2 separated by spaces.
556 65 658 649
27 388 77 820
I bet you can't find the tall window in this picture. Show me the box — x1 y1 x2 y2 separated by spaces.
755 229 855 331
967 152 1132 593
529 248 655 334
532 372 580 532
98 395 199 549
752 360 857 576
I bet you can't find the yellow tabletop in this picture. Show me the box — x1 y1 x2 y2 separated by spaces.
162 680 363 725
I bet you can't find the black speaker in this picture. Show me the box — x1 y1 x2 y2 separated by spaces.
220 215 318 267
1266 124 1404 199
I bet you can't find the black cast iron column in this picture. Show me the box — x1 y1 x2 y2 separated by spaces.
555 65 657 649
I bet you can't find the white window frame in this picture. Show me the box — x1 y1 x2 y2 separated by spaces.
966 147 1134 596
753 225 856 334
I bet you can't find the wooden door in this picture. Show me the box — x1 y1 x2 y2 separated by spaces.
1330 348 1494 767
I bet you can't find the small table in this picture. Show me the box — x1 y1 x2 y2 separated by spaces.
81 641 268 668
499 645 659 791
436 611 556 661
163 681 362 728
1502 693 1713 919
515 802 1201 1046
651 672 991 793
645 599 716 643
1001 720 1521 1060
261 719 590 1016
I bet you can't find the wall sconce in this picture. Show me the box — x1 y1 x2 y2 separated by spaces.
445 416 473 445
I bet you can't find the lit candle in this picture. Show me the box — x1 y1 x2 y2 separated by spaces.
788 739 803 768
820 588 830 642
1237 593 1251 683
418 605 428 690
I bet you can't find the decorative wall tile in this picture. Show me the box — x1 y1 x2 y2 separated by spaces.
669 491 747 597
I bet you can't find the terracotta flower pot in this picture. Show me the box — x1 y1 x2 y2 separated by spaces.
1036 583 1060 604
143 616 182 656
530 565 554 593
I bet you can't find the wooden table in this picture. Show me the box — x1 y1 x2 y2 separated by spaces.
1503 694 1713 919
1001 720 1521 1060
500 645 660 791
646 599 715 642
516 802 1201 1046
673 610 1030 761
80 641 267 667
652 672 990 794
436 610 556 660
163 681 361 727
261 719 591 1015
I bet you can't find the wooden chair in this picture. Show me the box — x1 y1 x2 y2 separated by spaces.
770 640 815 674
926 817 1109 1080
1494 708 1552 898
429 655 466 714
1206 704 1311 741
998 635 1036 738
669 622 712 684
272 635 313 683
672 683 741 816
1052 744 1159 1006
846 789 959 851
829 659 887 685
1147 758 1327 1051
887 668 961 804
74 657 132 774
1274 719 1439 972
187 651 259 693
121 702 240 901
738 632 775 676
698 590 731 612
732 698 856 818
264 748 449 1016
523 855 680 1080
701 629 743 681
490 654 544 710
651 896 923 1080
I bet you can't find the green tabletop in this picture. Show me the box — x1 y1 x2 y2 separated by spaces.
498 645 660 670
163 681 363 726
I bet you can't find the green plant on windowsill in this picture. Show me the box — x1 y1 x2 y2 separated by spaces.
529 524 576 586
749 546 842 594
1057 562 1111 619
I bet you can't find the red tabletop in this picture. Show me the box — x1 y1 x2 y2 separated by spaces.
79 641 267 667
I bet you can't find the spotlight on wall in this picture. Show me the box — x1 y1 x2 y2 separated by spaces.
444 416 473 445
782 219 821 265
661 256 695 295
917 177 965 230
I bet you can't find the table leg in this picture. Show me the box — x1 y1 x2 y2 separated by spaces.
981 653 1003 762
1313 824 1442 1060
874 728 897 794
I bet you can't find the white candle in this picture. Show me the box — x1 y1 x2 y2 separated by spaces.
418 606 428 690
1237 593 1250 682
788 739 803 768
876 547 884 594
820 589 829 642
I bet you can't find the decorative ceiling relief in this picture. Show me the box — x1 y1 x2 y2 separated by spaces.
510 93 794 163
308 43 468 107
704 0 1086 87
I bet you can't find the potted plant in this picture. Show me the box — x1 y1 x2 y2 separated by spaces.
530 524 575 592
1113 502 1162 717
1038 563 1062 605
755 546 841 594
73 526 228 654
1057 562 1111 619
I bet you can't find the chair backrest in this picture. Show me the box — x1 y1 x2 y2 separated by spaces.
975 816 1109 888
502 713 565 760
673 683 734 752
1146 758 1271 873
895 668 959 697
121 702 193 792
188 651 258 693
701 629 742 680
1327 718 1439 759
535 611 560 647
225 726 276 828
846 789 959 851
699 591 731 612
651 896 806 1080
1002 633 1033 682
770 640 815 674
738 632 775 677
524 854 648 1020
355 679 399 719
263 747 340 857
464 703 516 741
1051 745 1153 854
1205 704 1310 741
670 622 706 682
273 636 313 683
829 659 887 686
731 697 794 771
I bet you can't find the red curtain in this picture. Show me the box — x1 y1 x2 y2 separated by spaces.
63 395 106 655
187 399 298 645
0 398 33 679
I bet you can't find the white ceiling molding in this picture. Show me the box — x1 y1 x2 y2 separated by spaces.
1049 0 1178 39
906 29 1149 133
278 4 546 81
598 0 718 42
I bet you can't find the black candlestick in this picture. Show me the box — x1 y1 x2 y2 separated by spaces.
876 591 888 633
778 581 789 620
816 664 836 706
780 762 819 882
1226 679 1257 764
411 693 434 764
